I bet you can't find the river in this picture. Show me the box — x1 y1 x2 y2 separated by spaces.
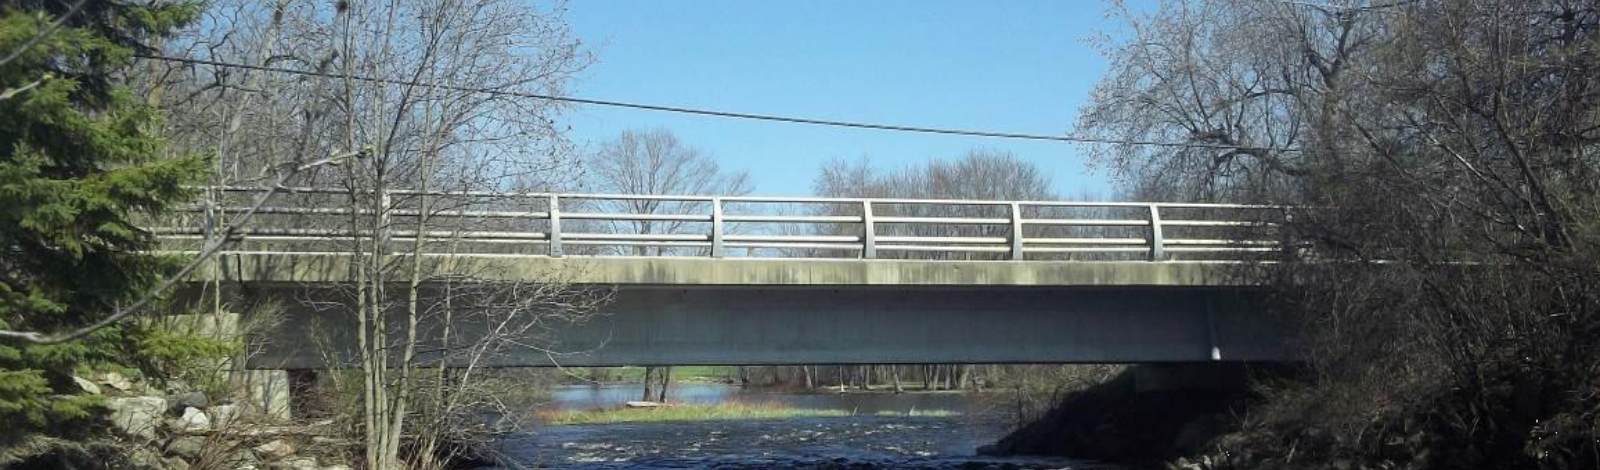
492 384 1108 470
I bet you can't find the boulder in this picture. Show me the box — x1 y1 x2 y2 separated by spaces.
71 376 101 395
321 465 353 470
128 447 165 470
169 391 209 411
167 436 207 459
106 396 168 439
275 457 318 470
174 407 212 433
100 371 134 392
209 404 241 429
226 448 263 469
163 456 192 470
253 440 294 461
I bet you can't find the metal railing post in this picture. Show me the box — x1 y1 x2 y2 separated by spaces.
1281 207 1296 261
1148 204 1165 261
1009 202 1025 260
861 200 876 259
379 190 393 247
548 195 563 257
710 197 725 258
201 197 216 241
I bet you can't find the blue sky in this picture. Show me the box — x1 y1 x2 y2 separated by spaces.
559 1 1130 197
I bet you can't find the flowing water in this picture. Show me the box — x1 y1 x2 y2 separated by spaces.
493 384 1108 470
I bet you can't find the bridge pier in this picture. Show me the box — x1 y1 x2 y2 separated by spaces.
240 369 292 420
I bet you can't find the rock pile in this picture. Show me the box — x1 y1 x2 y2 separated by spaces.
80 372 354 470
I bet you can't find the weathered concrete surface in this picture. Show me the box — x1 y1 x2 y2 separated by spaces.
202 252 1263 287
190 253 1285 369
229 284 1287 369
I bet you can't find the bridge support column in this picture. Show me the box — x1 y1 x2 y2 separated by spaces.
241 369 292 420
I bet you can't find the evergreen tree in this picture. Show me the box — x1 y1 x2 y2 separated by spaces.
0 0 203 439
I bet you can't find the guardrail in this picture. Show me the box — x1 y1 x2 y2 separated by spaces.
151 187 1289 262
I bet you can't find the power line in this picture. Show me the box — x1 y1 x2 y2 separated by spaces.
1258 0 1416 12
136 53 1300 153
0 0 89 67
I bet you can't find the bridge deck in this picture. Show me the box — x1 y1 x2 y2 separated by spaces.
165 187 1289 369
202 252 1263 287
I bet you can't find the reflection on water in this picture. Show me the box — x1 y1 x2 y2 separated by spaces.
547 383 982 415
496 384 1105 470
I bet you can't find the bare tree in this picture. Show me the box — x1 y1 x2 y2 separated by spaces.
154 1 599 469
804 150 1069 393
585 128 753 402
587 128 754 254
1078 0 1600 468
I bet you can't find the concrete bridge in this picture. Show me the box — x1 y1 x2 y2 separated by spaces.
161 187 1293 369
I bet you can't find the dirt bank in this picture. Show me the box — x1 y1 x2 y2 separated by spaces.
979 366 1276 467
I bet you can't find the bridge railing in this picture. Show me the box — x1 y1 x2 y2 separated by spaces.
150 187 1289 261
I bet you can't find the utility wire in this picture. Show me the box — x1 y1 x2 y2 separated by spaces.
136 53 1300 153
0 0 90 67
1258 0 1416 12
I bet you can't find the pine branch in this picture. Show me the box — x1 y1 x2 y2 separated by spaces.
0 148 368 345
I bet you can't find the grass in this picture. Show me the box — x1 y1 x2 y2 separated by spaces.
542 402 849 425
569 366 738 384
871 409 961 417
541 402 965 425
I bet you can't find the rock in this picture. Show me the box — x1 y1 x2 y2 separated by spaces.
174 407 212 433
163 379 192 395
72 376 102 395
168 436 207 458
128 447 166 469
226 448 263 469
253 440 294 460
209 404 241 429
106 396 168 439
100 371 134 391
169 391 209 411
625 401 661 408
321 465 352 470
275 457 318 470
163 456 192 470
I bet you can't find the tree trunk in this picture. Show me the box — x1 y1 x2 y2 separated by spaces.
657 367 672 402
891 366 903 394
641 367 656 401
802 365 814 389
